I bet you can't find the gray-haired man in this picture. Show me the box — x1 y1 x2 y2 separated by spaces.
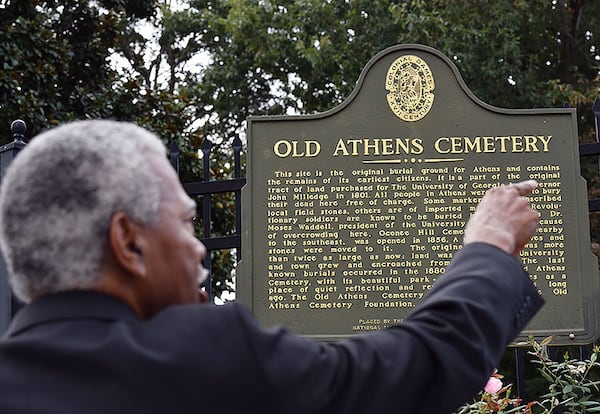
0 120 543 413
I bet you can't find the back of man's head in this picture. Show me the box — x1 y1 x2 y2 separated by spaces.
0 120 166 303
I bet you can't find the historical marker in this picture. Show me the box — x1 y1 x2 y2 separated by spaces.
240 44 599 345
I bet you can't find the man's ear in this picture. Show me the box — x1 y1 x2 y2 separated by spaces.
108 212 148 279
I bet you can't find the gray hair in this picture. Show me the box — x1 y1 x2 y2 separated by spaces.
0 120 167 302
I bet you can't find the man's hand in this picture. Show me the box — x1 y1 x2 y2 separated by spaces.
464 180 540 256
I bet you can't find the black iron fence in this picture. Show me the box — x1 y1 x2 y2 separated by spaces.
168 137 246 301
0 120 27 332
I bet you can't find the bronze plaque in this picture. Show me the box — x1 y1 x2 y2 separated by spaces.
240 44 600 345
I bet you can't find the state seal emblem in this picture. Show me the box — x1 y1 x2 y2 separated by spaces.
385 55 435 122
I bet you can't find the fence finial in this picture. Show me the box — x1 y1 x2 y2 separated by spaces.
10 120 26 143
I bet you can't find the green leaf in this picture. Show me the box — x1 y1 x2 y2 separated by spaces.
540 336 555 346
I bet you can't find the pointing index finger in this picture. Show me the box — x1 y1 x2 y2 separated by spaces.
507 180 537 196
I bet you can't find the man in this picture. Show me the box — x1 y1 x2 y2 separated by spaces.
0 120 542 413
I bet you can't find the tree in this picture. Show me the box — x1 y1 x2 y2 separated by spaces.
0 0 158 137
161 0 598 141
0 0 239 300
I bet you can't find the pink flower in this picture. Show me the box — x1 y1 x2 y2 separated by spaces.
484 376 503 394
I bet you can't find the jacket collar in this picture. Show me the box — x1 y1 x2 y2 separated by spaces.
5 291 139 338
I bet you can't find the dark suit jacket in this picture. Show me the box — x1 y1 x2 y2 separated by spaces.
0 243 543 413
